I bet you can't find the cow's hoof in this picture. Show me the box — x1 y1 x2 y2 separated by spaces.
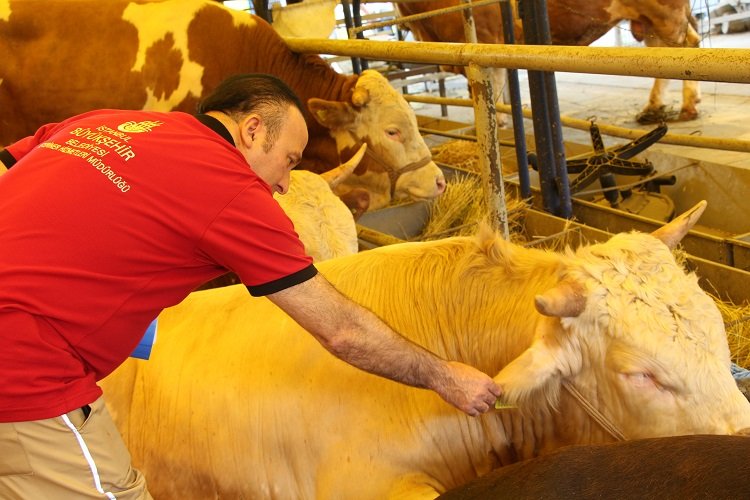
678 109 699 121
636 106 679 124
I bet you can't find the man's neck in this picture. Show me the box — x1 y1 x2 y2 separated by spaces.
204 111 241 146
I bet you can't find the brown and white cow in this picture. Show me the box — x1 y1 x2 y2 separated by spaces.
0 0 445 210
396 0 701 123
100 201 750 499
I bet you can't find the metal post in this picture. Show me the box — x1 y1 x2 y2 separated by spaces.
252 0 272 23
522 0 573 218
352 0 369 70
340 0 362 74
519 0 571 218
499 0 531 200
461 0 509 238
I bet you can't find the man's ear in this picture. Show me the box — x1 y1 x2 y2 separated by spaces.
238 115 262 147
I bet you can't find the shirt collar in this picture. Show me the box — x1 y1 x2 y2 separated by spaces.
195 114 235 147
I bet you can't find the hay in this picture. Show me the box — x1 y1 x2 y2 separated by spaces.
419 174 527 243
432 140 481 172
714 298 750 369
431 139 520 174
675 249 750 368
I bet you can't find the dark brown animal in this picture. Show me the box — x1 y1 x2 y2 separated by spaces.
438 434 750 500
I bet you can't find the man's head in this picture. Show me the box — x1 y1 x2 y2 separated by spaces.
199 74 308 194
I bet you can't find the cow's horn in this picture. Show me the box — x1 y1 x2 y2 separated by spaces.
535 279 586 318
651 200 707 249
352 86 370 107
320 144 367 188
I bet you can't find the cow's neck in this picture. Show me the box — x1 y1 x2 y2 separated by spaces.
239 19 358 168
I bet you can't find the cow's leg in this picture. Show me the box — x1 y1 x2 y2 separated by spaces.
680 80 701 121
638 20 701 123
491 67 509 127
679 22 702 121
638 78 672 124
638 29 675 124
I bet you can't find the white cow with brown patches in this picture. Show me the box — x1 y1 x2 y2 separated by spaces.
0 0 445 211
100 201 750 499
396 0 701 123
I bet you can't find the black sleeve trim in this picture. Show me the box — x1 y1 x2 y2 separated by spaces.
246 264 318 297
0 149 17 169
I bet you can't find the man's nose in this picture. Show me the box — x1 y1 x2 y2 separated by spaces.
276 175 290 195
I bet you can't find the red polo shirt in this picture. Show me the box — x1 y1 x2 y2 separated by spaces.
0 110 315 422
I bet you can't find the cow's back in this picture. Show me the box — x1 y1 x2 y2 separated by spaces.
100 282 484 499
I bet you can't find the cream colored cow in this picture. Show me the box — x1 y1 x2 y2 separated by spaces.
100 201 750 499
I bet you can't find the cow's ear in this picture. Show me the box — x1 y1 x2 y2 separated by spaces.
494 316 577 408
307 98 357 129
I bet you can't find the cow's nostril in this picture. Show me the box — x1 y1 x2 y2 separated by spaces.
436 177 447 193
734 427 750 436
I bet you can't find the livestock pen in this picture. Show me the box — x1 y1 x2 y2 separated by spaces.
276 2 750 375
280 8 750 295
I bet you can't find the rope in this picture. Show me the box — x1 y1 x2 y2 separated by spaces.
562 379 628 441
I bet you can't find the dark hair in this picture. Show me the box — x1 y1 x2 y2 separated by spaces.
198 74 304 150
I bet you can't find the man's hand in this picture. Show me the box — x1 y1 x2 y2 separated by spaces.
435 362 502 417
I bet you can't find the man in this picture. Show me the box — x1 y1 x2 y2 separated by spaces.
0 74 501 498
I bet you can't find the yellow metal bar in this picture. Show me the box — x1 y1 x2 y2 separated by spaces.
356 225 406 246
405 94 750 153
284 38 750 83
348 0 502 36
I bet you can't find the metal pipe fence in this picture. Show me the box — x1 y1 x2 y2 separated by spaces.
284 38 750 83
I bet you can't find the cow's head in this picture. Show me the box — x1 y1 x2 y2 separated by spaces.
494 201 750 438
274 144 366 261
308 70 446 210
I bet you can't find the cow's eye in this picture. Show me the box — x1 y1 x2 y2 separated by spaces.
386 129 401 139
623 371 672 392
628 372 653 386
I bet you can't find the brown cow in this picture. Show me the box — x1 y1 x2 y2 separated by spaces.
396 0 701 123
438 434 750 499
0 0 446 210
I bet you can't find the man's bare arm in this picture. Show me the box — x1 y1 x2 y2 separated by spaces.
267 274 501 416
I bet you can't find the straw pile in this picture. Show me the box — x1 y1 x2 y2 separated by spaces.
418 174 527 243
673 249 750 368
432 140 481 172
716 299 750 368
431 140 520 174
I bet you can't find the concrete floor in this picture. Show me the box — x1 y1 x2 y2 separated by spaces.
407 29 750 169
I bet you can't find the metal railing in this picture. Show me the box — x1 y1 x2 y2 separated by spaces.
285 38 750 84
